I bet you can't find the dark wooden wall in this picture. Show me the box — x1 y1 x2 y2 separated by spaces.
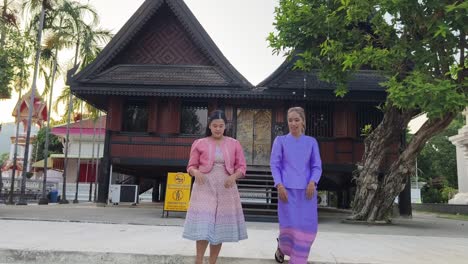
110 134 195 161
106 98 391 167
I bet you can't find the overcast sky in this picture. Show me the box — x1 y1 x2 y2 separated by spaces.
0 0 284 123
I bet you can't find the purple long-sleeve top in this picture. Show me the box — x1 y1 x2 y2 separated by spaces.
270 133 322 189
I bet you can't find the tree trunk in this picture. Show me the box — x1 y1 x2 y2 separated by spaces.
0 0 8 48
17 3 46 205
39 48 58 205
350 106 456 222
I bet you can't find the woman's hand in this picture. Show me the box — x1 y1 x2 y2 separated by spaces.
306 181 316 200
277 184 288 202
191 170 206 185
224 176 237 188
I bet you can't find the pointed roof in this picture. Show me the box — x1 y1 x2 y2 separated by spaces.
12 89 48 129
258 56 387 91
256 56 387 102
71 0 251 89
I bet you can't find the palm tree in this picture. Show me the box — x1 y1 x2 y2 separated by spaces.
18 0 61 204
1 1 32 204
37 1 77 205
15 0 48 205
38 36 63 204
8 88 22 204
34 0 104 204
64 14 111 203
62 1 104 204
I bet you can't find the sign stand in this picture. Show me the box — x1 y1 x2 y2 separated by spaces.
162 172 192 218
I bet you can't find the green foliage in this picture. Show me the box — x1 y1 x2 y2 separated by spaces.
441 186 458 202
385 72 465 119
2 0 112 120
0 152 9 164
32 127 62 162
417 114 464 188
360 124 373 137
180 108 203 135
269 0 467 117
421 186 444 203
421 185 458 204
0 26 32 98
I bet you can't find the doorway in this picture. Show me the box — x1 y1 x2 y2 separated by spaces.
236 109 272 165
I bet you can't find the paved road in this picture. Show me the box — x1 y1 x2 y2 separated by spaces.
1 203 467 237
0 203 467 264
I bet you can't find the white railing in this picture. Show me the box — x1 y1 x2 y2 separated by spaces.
1 177 58 193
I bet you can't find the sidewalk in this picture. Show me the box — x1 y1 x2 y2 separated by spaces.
1 203 467 264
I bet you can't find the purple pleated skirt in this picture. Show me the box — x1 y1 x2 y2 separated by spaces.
277 188 318 264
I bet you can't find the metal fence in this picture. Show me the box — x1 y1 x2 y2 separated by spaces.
0 177 59 203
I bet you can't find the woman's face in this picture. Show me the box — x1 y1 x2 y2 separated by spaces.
209 119 225 139
288 111 304 135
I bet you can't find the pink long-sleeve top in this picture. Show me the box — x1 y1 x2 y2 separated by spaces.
187 136 247 177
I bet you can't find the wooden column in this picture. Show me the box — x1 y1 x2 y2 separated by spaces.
97 129 112 204
107 96 123 131
148 98 158 133
157 98 181 134
399 176 413 217
208 100 218 114
333 103 356 138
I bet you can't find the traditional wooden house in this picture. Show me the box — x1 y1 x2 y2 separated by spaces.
69 0 396 212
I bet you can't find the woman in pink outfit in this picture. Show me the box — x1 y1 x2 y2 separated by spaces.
183 110 248 264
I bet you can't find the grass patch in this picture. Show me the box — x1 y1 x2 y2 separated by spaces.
437 213 468 221
414 210 468 221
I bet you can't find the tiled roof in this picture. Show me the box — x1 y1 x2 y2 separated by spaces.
258 57 387 92
89 65 229 86
53 116 106 130
73 85 386 102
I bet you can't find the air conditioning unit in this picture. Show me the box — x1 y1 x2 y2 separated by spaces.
109 184 138 205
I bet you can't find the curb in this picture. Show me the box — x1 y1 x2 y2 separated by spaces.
0 217 182 227
0 249 357 264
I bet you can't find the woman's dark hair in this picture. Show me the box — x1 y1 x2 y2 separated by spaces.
205 110 228 137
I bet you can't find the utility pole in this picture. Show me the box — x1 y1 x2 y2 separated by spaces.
59 92 73 204
73 101 83 203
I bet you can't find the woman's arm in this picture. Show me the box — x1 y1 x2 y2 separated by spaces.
309 138 322 184
233 140 247 177
270 136 284 187
187 139 201 176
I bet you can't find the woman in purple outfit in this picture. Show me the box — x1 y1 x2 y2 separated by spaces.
270 106 322 264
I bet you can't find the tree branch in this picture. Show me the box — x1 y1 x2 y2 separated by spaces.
459 30 466 86
403 112 455 160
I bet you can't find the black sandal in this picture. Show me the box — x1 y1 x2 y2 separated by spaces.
274 238 284 263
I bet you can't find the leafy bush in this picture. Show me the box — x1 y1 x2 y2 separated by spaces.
441 187 458 202
421 186 443 203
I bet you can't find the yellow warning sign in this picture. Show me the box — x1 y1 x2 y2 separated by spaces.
164 172 192 212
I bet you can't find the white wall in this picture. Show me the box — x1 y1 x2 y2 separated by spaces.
64 135 104 158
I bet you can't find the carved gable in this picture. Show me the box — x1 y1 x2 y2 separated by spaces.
109 4 211 67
